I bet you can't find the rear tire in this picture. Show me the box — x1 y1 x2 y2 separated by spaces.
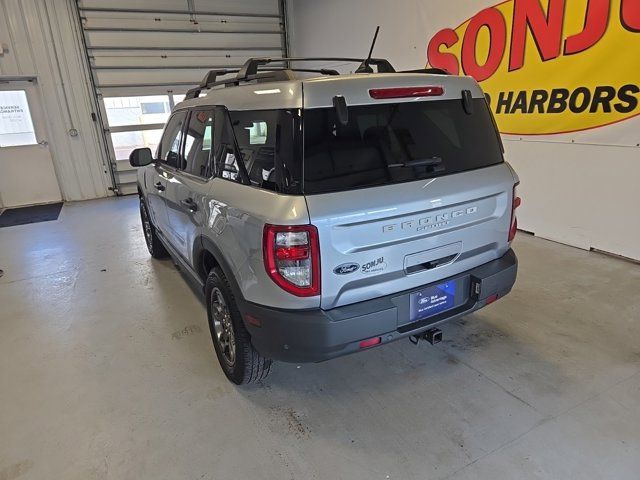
140 198 168 259
205 267 272 384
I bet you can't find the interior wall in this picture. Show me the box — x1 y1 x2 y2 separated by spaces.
0 0 112 202
287 0 640 261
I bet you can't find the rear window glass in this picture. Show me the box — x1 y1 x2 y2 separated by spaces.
302 98 503 194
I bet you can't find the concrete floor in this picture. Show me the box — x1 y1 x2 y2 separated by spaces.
1 197 639 480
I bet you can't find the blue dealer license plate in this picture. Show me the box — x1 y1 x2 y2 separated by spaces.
409 281 456 322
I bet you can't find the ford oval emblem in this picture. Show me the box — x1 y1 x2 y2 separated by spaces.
333 263 360 275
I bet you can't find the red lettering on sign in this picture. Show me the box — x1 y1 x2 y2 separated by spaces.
564 0 610 55
509 0 566 72
621 0 640 32
461 8 507 81
426 0 639 84
427 28 460 74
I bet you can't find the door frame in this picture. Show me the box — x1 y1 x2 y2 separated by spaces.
0 76 63 207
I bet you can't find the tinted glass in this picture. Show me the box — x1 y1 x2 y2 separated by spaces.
183 109 214 177
217 110 242 183
157 111 187 168
302 98 503 194
220 109 301 193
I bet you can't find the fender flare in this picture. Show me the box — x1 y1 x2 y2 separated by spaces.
195 235 247 306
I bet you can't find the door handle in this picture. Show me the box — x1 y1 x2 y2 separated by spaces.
154 182 165 192
180 198 198 212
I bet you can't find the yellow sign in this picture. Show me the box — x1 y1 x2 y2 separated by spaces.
427 0 640 135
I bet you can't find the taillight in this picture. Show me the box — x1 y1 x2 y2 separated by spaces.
508 183 521 242
369 86 444 99
263 224 320 297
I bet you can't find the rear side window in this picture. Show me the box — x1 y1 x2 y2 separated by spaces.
220 109 301 193
231 111 277 186
302 98 503 194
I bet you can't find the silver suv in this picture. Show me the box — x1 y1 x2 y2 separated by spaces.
130 57 520 384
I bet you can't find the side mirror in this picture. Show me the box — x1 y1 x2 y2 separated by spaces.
129 148 153 167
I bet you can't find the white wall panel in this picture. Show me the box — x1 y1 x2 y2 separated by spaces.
79 0 281 17
85 31 282 51
506 140 639 260
288 0 640 261
0 0 112 201
91 54 279 69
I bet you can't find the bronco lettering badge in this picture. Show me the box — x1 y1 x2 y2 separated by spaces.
333 263 360 275
382 207 478 233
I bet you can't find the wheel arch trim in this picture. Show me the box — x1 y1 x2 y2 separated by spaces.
195 235 246 306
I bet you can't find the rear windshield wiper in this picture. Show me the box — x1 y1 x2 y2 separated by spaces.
388 156 443 168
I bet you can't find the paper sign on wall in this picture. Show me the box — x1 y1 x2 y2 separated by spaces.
0 90 37 147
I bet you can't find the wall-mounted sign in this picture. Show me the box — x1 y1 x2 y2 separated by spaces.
0 90 37 147
427 0 640 136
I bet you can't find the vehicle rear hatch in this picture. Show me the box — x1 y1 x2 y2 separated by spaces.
301 74 517 310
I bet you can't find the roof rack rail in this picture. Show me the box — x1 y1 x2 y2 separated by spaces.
184 63 345 100
184 56 397 100
243 57 396 75
184 69 295 99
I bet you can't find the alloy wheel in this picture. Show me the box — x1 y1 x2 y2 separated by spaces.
210 287 236 365
140 203 153 252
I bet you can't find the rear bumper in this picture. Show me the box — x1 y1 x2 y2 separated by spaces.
242 249 517 363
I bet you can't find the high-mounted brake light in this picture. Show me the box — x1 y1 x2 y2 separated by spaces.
263 224 321 297
508 183 521 242
369 86 444 99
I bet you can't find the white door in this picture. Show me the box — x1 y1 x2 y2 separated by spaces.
0 80 61 208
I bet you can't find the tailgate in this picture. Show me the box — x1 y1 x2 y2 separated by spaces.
306 163 516 309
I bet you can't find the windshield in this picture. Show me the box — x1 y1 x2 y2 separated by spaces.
302 98 504 194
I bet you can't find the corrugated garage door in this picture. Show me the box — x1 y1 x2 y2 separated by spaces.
76 0 288 195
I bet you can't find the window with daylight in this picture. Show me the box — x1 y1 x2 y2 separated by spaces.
140 102 168 115
103 95 171 127
110 130 163 161
0 91 37 147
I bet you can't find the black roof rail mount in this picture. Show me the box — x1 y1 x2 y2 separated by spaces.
184 56 399 100
185 68 238 99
